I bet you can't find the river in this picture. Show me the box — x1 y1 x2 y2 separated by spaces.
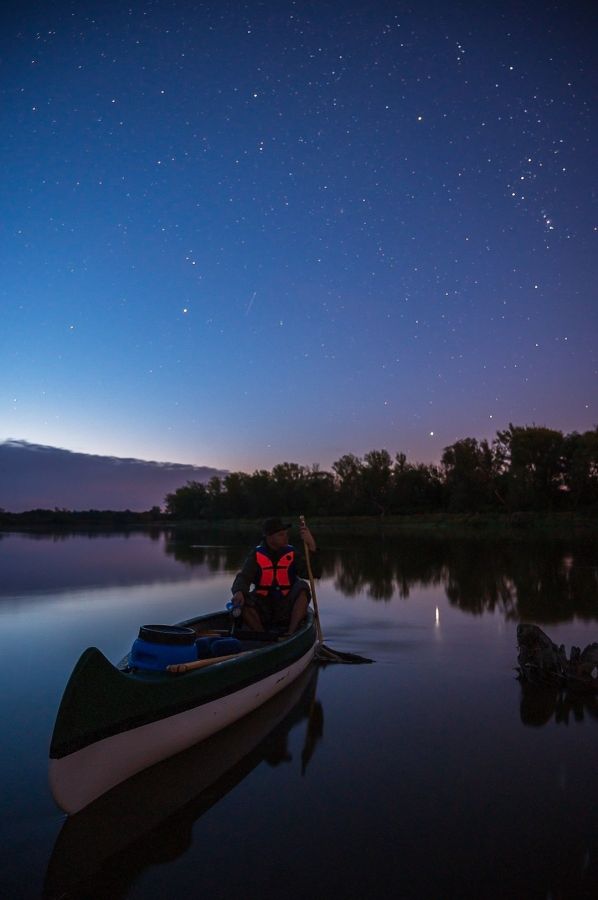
1 528 597 899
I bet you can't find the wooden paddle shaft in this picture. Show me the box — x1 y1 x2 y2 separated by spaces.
300 515 323 642
167 651 248 674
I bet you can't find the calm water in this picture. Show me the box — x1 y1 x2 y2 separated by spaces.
1 529 598 899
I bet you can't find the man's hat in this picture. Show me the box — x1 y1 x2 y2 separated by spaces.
262 517 292 536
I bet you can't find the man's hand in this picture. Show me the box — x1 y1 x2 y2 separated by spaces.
232 591 245 606
299 520 316 552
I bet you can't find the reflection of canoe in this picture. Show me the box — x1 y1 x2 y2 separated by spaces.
45 664 320 899
49 610 317 814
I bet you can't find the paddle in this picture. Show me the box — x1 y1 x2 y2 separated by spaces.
300 515 373 664
167 652 249 674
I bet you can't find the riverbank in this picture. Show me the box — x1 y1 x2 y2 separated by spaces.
1 511 596 540
164 511 598 541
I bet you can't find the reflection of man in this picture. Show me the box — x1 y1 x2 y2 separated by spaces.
231 517 321 634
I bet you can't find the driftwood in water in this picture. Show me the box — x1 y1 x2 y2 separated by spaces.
517 624 598 692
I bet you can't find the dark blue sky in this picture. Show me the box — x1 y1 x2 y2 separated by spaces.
2 0 596 473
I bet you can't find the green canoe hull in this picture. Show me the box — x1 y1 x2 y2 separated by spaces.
49 610 317 814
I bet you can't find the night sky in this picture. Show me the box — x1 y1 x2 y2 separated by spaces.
2 0 596 475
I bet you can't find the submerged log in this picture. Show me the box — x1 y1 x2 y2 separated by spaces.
516 624 598 693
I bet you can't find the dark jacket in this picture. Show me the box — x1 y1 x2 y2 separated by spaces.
231 540 322 598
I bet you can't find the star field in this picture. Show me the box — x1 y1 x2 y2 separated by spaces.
1 1 596 472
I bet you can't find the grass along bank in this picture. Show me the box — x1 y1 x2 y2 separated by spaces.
166 511 598 541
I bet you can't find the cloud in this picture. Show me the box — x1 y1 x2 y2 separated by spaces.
0 440 227 512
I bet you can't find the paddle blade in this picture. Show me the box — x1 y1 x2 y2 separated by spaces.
315 643 373 664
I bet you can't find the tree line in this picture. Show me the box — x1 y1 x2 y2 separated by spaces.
165 424 598 519
0 507 163 528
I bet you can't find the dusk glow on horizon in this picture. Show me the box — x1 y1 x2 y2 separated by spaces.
2 0 596 475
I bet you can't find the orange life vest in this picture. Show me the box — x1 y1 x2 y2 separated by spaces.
254 546 296 597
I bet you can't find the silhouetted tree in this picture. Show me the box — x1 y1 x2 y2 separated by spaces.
165 480 207 518
332 453 364 514
564 428 598 508
246 470 278 517
222 472 251 517
361 449 393 515
271 462 308 514
441 437 502 511
392 455 444 512
303 465 337 516
496 425 566 510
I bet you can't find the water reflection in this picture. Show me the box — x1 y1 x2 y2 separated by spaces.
329 537 598 623
0 531 224 599
164 538 246 572
519 681 598 727
168 533 598 624
44 664 321 899
4 530 597 624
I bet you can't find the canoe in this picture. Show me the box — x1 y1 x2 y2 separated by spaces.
49 609 317 814
45 664 320 898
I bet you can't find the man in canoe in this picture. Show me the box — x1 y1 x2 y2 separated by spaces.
231 517 321 634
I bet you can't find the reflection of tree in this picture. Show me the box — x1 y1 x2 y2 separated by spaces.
162 530 247 573
2 528 142 542
331 538 445 601
160 531 598 624
445 541 598 623
329 537 598 623
519 681 598 727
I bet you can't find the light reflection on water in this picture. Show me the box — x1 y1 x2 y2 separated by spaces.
1 529 598 899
